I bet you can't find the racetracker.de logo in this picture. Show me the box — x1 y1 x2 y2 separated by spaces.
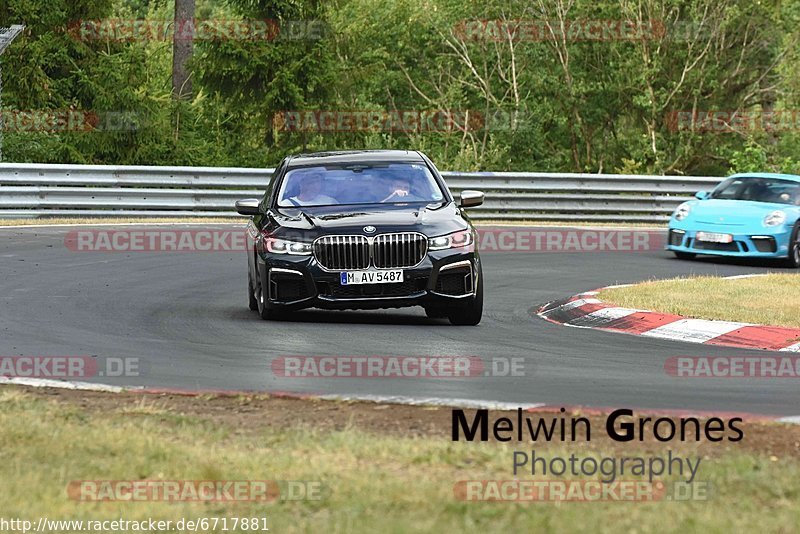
69 19 327 41
67 480 323 502
1 110 141 132
0 356 143 378
453 480 708 502
64 229 248 252
476 228 664 253
453 19 666 42
665 110 800 133
64 228 663 253
271 356 525 378
665 356 800 378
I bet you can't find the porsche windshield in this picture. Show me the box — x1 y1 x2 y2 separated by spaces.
710 177 800 205
276 163 446 207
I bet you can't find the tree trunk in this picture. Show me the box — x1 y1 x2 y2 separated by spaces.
172 0 195 99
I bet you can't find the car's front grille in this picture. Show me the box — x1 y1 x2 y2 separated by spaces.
313 235 370 270
373 233 428 268
691 240 741 252
313 233 428 270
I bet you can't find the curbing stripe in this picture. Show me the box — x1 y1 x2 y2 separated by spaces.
640 319 752 344
537 277 800 352
567 307 640 328
708 326 800 351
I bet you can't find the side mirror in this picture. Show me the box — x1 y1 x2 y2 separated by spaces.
235 198 261 216
695 191 709 200
460 190 484 208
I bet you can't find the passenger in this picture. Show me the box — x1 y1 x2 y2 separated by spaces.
287 173 337 206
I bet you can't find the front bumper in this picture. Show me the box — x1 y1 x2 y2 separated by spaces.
666 223 792 258
257 249 479 311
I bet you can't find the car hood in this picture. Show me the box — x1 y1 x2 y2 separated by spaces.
689 199 790 226
270 202 468 237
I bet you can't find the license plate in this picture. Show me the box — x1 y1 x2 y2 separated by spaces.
340 270 404 285
696 231 734 244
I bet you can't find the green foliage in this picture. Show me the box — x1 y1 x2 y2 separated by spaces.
729 140 769 174
3 0 800 174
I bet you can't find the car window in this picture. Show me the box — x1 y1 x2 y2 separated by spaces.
711 177 800 205
276 163 446 207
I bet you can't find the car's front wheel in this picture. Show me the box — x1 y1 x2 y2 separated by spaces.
248 268 258 311
447 265 483 326
787 224 800 268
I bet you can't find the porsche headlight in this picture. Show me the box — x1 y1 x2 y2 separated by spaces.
673 202 692 221
428 229 474 251
764 210 787 227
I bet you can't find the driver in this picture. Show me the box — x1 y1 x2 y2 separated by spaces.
287 172 337 206
381 176 422 202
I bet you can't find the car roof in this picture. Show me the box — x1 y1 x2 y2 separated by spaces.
728 172 800 182
286 150 425 167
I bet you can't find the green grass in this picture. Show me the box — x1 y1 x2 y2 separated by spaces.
601 274 800 329
1 389 800 532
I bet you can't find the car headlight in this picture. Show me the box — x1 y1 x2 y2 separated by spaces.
673 202 692 221
265 237 312 255
764 210 787 227
428 229 473 251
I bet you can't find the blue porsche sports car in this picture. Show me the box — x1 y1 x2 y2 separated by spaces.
667 173 800 267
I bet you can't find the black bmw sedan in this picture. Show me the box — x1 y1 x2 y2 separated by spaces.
235 150 485 325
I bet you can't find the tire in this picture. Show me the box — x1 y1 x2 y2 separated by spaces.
787 224 800 268
247 268 258 311
447 265 483 326
674 251 696 260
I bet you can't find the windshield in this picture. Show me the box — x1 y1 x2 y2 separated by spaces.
710 177 800 205
276 163 446 207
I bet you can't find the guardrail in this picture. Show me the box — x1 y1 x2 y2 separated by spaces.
0 163 722 223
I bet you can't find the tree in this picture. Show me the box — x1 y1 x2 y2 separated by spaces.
172 0 195 98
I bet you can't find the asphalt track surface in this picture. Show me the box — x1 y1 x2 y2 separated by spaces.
1 224 798 415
